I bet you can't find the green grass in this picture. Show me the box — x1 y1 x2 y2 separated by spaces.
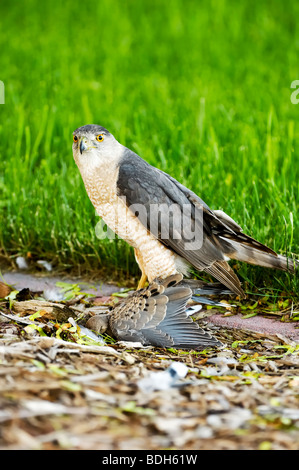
0 0 298 297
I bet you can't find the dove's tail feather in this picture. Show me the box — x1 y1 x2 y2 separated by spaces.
191 295 232 308
160 273 234 308
178 279 234 296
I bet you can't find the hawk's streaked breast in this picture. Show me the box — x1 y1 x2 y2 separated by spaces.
76 152 189 282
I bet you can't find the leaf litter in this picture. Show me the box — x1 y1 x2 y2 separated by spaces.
0 280 298 450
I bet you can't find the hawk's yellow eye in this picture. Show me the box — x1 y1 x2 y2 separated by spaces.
96 134 104 142
73 135 78 143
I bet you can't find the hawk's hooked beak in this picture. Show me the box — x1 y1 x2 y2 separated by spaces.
79 137 88 154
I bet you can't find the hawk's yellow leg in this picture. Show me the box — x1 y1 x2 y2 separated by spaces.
137 272 147 290
134 248 148 289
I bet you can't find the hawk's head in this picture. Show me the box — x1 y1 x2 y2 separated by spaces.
72 124 121 169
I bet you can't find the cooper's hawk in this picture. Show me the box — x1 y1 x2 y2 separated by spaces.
72 124 298 297
86 274 221 349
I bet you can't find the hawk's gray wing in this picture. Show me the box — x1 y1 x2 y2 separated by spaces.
116 150 246 296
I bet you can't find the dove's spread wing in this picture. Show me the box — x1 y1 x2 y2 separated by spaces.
109 274 221 349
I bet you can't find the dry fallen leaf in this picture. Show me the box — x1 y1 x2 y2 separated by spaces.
0 282 12 299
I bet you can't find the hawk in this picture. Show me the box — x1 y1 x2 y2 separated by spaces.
72 124 298 297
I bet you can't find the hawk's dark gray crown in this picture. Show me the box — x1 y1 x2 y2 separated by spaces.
73 124 110 136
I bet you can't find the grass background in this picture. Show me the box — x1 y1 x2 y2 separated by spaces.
0 0 298 297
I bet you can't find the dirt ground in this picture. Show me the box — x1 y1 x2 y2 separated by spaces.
0 272 298 450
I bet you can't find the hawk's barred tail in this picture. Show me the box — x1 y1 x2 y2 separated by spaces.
225 239 298 274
